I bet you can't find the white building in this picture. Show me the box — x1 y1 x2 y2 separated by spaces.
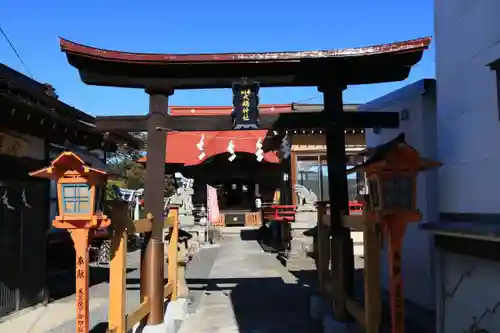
436 0 500 213
429 1 500 332
359 2 500 332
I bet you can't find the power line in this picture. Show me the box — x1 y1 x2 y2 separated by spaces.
293 95 321 104
0 22 33 79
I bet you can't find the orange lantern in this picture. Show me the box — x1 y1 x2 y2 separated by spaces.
30 151 110 333
349 133 441 333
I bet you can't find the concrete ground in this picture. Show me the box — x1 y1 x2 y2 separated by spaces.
0 246 220 333
0 224 433 333
178 229 315 333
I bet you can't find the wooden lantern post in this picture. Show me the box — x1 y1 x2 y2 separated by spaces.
29 151 110 333
348 134 441 333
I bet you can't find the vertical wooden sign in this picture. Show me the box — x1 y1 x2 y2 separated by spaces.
385 221 406 333
71 229 91 333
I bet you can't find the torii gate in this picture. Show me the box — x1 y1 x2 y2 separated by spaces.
59 36 431 329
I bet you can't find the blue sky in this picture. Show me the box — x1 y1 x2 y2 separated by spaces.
0 0 434 116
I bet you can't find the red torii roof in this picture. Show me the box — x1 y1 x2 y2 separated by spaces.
60 37 430 65
59 37 431 89
137 130 279 166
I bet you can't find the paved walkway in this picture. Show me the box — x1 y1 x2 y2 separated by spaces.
0 250 144 333
179 230 314 333
0 246 220 333
0 229 314 333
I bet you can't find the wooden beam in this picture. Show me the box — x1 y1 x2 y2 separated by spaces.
108 203 128 333
127 215 176 233
271 111 399 130
128 218 153 233
144 92 170 325
125 298 150 331
165 114 237 131
290 151 297 207
321 85 353 323
95 115 148 132
167 208 180 301
316 203 330 294
162 112 399 131
94 111 399 133
164 281 174 299
364 221 382 333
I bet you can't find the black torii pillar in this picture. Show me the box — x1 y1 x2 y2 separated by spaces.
319 84 355 322
143 88 174 325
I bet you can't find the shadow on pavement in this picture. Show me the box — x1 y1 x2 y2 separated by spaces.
47 267 137 301
239 228 262 241
240 227 285 253
288 267 435 333
288 269 319 289
187 276 315 332
89 322 108 333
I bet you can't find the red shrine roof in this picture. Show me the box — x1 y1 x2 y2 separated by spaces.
60 37 431 89
137 103 363 166
137 130 279 166
138 104 285 165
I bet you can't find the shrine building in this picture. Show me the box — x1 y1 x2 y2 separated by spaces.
137 103 367 224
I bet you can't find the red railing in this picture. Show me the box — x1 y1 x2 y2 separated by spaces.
349 201 364 214
263 204 296 222
320 201 364 215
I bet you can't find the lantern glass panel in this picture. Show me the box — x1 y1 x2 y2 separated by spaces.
381 176 413 210
61 183 91 214
368 180 380 209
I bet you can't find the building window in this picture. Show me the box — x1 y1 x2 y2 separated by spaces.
295 153 359 202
